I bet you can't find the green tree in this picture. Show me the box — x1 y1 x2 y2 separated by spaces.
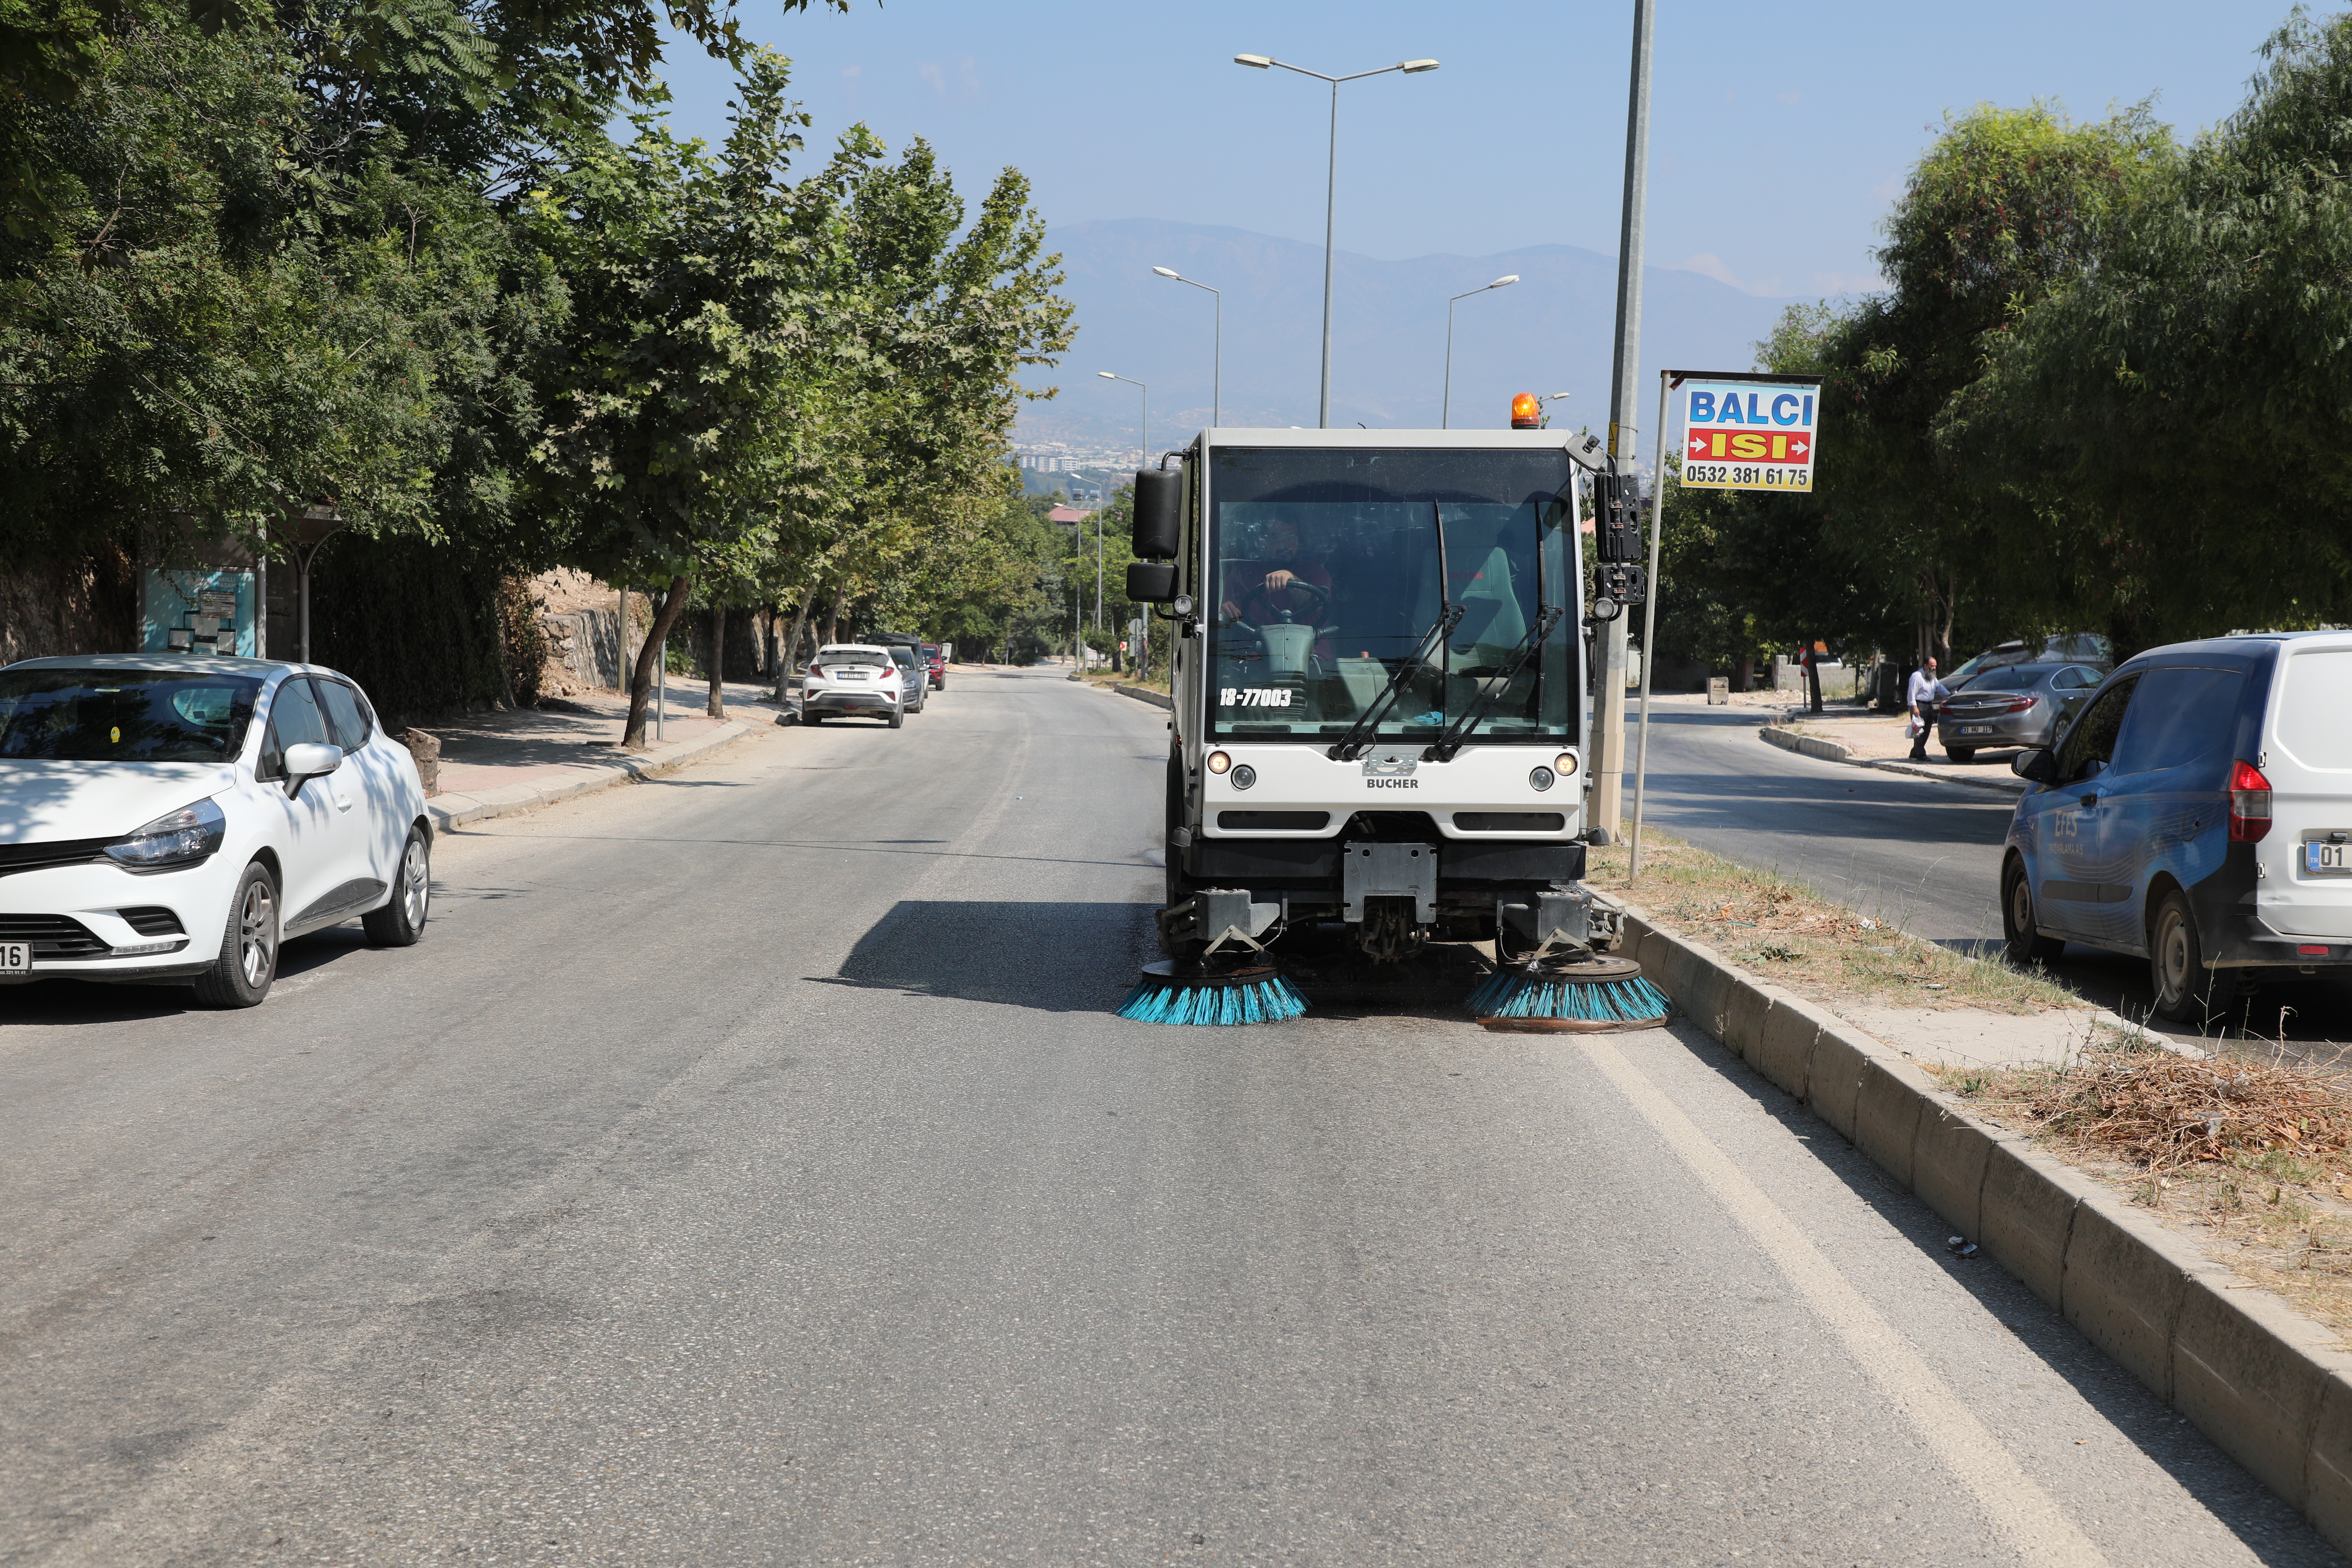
1937 14 2352 650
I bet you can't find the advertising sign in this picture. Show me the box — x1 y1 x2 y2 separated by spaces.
1678 377 1821 492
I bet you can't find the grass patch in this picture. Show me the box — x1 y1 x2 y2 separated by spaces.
1585 826 2080 1015
1939 1036 2352 1336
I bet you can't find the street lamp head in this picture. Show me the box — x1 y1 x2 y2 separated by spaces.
1098 371 1118 379
1152 266 1180 279
1490 274 1519 289
1234 53 1272 68
1399 58 1440 72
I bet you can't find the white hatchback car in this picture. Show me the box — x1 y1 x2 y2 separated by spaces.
800 644 904 728
0 655 432 1007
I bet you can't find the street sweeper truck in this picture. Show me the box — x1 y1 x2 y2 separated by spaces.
1115 418 1670 1027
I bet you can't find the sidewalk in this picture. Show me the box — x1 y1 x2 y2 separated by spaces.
419 675 788 831
1741 696 2032 796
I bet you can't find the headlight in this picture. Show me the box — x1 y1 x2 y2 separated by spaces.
1206 750 1232 775
1529 767 1556 792
1231 764 1257 790
105 797 226 872
1555 752 1580 777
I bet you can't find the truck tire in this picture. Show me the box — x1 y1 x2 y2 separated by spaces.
1161 749 1205 958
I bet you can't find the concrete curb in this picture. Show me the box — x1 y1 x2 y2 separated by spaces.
425 719 756 833
1619 906 2352 1552
1758 722 2028 796
1112 683 1172 709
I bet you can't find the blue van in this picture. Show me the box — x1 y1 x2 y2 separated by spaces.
2002 632 2352 1022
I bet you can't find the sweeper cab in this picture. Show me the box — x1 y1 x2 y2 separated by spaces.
1121 422 1654 1014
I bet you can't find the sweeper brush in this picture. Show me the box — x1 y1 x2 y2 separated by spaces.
1467 953 1671 1032
1117 959 1309 1026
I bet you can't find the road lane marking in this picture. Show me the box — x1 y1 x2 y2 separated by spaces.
1580 1037 2111 1568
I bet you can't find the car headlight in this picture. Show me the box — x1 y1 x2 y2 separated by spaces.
104 797 226 872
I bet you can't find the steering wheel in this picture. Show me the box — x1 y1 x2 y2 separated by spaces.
1268 578 1332 620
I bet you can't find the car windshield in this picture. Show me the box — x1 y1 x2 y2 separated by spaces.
1205 446 1578 742
0 667 263 762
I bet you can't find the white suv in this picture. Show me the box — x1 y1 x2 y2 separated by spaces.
800 645 904 728
0 656 433 1007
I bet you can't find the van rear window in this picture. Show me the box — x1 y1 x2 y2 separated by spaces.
2277 648 2352 770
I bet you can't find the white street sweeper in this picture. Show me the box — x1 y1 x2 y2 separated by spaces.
1114 415 1668 1027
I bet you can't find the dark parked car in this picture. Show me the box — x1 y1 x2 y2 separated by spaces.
922 643 944 690
887 645 926 714
1935 662 2106 763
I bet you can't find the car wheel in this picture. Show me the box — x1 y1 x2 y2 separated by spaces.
2001 859 2064 964
363 826 430 947
804 712 823 726
1945 746 1976 764
888 707 903 729
2149 888 2238 1025
192 862 279 1008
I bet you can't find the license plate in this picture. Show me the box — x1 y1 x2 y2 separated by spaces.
2306 842 2352 876
0 940 27 974
1960 724 1993 735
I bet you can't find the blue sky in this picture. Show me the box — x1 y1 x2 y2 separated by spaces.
644 0 2295 303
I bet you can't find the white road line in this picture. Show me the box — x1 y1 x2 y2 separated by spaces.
1581 1037 2111 1568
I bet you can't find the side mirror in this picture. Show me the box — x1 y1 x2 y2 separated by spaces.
2012 748 2055 784
1132 468 1182 559
281 741 344 797
1127 561 1177 603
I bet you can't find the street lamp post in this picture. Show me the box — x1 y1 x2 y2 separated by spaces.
1236 52 1439 428
1441 274 1518 428
1098 370 1147 473
1152 266 1221 427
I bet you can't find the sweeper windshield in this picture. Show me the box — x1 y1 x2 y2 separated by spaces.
1205 447 1579 743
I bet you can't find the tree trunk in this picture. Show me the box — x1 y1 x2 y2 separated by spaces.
707 602 726 718
823 583 846 648
775 588 817 702
1805 641 1823 714
623 574 692 750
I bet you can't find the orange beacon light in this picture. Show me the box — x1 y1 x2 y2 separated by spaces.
1510 393 1541 428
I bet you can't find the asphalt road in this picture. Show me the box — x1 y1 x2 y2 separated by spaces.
1629 698 2352 1046
1 669 2342 1565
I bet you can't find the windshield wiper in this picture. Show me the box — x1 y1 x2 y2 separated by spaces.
1328 499 1458 763
1420 604 1563 762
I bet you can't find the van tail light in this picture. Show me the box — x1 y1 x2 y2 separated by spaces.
2229 760 2273 843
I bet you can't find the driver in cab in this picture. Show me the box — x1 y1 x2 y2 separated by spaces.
1219 517 1332 629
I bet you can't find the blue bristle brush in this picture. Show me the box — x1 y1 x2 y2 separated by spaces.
1467 954 1671 1026
1116 960 1308 1026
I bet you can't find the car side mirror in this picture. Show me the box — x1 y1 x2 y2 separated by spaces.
282 741 343 797
1132 468 1181 559
1127 561 1177 603
2012 748 2056 784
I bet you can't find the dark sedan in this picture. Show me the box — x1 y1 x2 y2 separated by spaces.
1935 662 2106 762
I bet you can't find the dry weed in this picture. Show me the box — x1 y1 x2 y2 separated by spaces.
1587 828 2080 1015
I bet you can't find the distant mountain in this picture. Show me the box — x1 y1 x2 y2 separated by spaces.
1017 218 1805 456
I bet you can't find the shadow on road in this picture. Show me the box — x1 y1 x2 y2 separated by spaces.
813 898 1150 1013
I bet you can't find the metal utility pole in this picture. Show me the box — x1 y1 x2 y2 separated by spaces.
1234 53 1439 427
1592 0 1656 840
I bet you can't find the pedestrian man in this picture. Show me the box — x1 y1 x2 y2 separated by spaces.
1907 656 1950 761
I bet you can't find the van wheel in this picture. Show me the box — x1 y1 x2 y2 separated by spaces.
1945 746 1976 764
193 862 279 1008
2002 860 2063 964
2150 889 2238 1024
